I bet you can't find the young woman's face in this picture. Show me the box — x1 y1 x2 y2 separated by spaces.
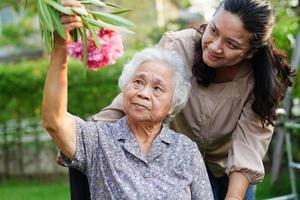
202 7 254 68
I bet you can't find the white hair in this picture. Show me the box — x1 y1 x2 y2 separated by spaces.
118 47 191 121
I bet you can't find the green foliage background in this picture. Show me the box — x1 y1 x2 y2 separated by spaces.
0 51 136 123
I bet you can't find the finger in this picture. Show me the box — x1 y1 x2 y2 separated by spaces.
61 15 82 24
61 0 82 7
63 22 83 32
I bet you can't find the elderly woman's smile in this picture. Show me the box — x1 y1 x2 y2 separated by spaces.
123 60 174 123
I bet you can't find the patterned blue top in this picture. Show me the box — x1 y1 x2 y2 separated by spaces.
61 117 213 200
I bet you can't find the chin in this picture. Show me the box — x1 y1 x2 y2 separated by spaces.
129 114 151 122
203 57 219 68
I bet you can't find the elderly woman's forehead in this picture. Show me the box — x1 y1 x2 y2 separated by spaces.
134 61 173 75
138 60 171 68
133 62 173 82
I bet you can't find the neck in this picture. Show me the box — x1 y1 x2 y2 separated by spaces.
214 61 247 83
214 65 238 83
126 117 163 156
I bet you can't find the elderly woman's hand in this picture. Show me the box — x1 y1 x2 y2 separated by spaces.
54 0 83 46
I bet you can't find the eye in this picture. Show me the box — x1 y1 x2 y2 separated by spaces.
209 25 217 34
133 79 144 88
153 86 163 95
227 41 238 49
154 86 162 91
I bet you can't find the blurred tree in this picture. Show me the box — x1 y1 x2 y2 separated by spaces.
270 0 300 186
0 0 23 11
272 0 299 59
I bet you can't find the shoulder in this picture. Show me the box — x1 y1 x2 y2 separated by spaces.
166 127 200 155
164 28 201 39
158 28 202 70
159 28 201 49
75 116 114 139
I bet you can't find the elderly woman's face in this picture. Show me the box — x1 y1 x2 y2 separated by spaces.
202 7 254 68
123 61 174 123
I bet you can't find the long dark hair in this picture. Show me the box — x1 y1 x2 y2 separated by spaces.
192 0 295 127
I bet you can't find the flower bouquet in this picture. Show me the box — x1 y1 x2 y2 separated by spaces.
27 0 134 70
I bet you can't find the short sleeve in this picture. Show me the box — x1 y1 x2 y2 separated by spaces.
190 143 214 200
226 96 274 184
60 117 100 174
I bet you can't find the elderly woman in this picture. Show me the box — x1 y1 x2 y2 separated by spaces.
42 8 213 199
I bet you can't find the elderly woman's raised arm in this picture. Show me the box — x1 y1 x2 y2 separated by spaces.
42 0 82 160
42 36 76 160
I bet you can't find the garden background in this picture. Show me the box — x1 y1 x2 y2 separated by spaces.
0 0 299 199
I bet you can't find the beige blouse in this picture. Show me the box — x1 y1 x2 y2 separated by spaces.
92 29 274 184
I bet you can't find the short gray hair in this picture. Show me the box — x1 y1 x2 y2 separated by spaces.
118 47 191 121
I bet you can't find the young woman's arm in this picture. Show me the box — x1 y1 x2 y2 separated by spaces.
225 172 249 200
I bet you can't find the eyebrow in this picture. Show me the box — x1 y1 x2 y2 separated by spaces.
152 78 167 89
134 73 167 89
211 21 242 47
133 73 147 80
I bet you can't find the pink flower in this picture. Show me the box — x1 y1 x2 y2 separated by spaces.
68 29 124 70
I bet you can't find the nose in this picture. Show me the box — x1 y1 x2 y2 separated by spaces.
137 86 151 100
210 37 223 54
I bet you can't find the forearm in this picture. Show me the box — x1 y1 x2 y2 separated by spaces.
42 41 76 159
225 171 249 200
42 44 69 129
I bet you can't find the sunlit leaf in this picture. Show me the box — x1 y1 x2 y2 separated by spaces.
72 7 88 16
90 11 135 28
83 17 134 34
79 28 88 67
111 9 132 15
44 0 75 15
49 8 65 39
105 2 120 8
86 23 101 48
80 0 106 7
37 0 54 31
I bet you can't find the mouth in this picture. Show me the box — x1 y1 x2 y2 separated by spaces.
132 102 149 110
207 51 222 61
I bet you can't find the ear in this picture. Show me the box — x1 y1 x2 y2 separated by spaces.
168 108 174 115
167 106 174 116
246 49 257 59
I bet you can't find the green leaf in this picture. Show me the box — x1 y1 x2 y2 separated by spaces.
83 17 134 34
37 0 54 31
72 7 88 16
42 25 53 52
44 0 75 15
79 28 88 68
90 11 135 28
49 8 65 39
105 2 120 8
81 0 106 7
111 9 132 15
71 29 79 42
86 23 101 48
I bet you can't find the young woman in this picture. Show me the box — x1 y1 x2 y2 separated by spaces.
91 0 295 199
